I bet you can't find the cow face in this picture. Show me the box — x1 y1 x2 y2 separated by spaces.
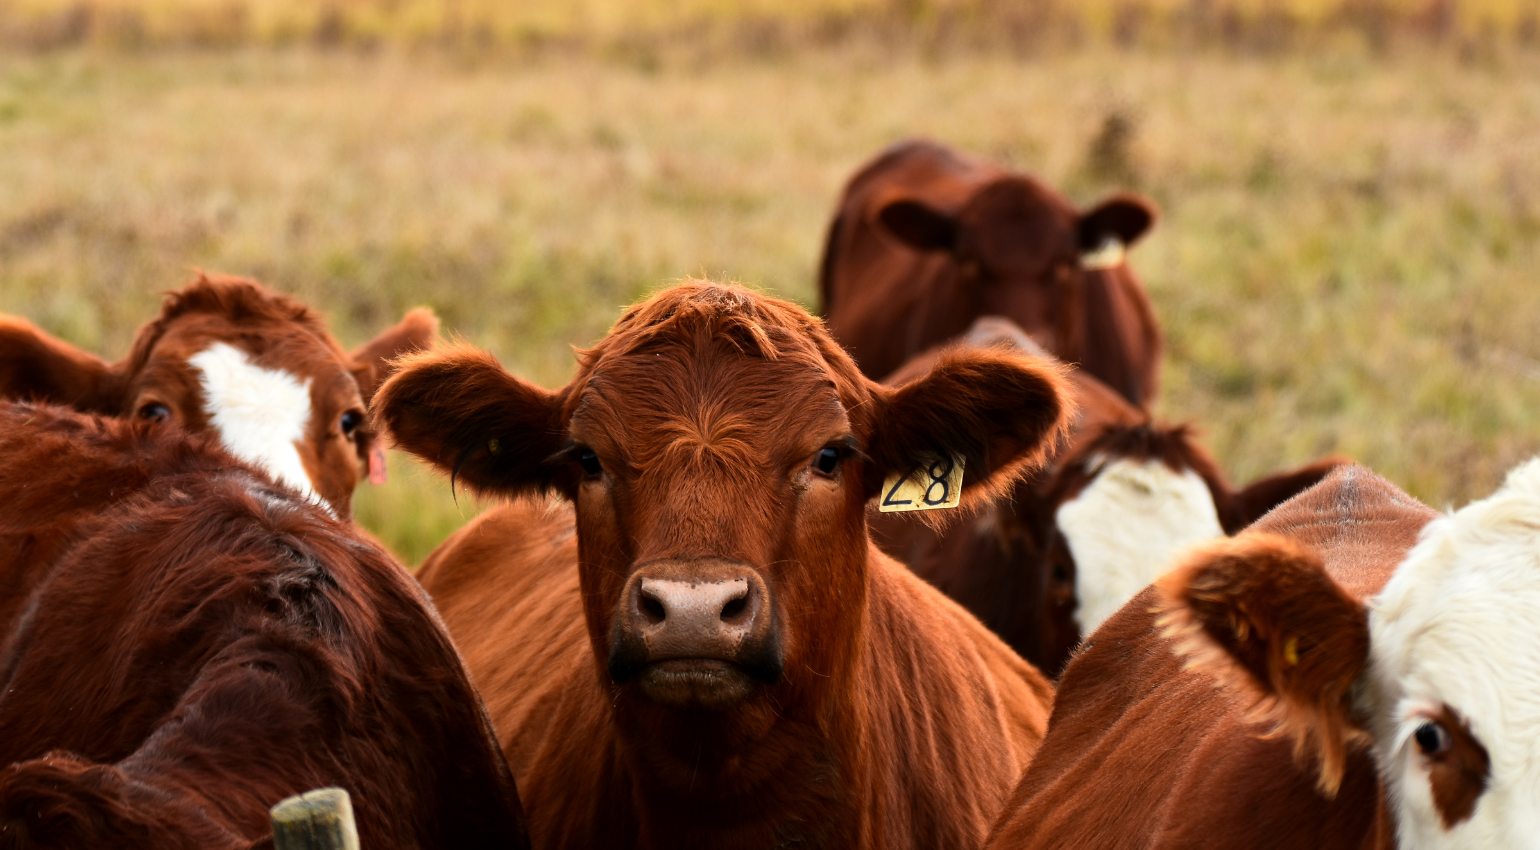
1157 460 1540 849
376 282 1067 727
0 273 437 518
875 179 1155 361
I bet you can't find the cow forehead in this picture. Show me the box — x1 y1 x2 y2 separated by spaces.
146 313 355 387
1056 457 1224 635
188 341 330 514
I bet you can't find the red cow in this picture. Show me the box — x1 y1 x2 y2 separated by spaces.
872 317 1343 673
375 281 1068 848
819 138 1162 407
986 461 1540 848
0 272 436 518
0 402 528 849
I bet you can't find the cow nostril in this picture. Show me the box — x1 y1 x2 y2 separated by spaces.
720 593 748 623
640 594 666 624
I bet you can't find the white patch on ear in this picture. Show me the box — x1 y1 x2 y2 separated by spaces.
1057 457 1224 635
189 342 330 514
1362 457 1540 850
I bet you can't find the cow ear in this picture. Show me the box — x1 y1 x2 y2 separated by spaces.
350 308 440 404
0 316 121 413
876 199 958 252
1078 193 1157 251
371 344 571 498
1224 457 1351 532
1156 534 1371 797
865 348 1070 512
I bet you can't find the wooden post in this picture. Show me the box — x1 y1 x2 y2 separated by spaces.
270 787 361 850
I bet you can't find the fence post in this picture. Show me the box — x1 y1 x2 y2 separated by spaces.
270 787 361 850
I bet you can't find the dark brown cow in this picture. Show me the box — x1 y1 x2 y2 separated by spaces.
376 281 1067 849
0 402 528 849
0 272 436 518
984 462 1540 849
819 138 1162 406
872 317 1343 674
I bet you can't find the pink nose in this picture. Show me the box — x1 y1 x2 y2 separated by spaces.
607 560 783 696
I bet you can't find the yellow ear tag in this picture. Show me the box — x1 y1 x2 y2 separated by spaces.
880 452 965 513
1081 237 1126 271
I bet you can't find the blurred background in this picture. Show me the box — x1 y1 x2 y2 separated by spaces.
1 0 1537 564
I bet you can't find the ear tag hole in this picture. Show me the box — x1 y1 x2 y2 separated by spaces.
1081 237 1126 271
879 452 965 513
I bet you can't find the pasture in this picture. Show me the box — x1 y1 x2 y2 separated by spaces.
2 32 1538 564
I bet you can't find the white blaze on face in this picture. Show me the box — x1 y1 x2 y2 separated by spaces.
1363 458 1540 850
1056 457 1224 636
189 341 329 512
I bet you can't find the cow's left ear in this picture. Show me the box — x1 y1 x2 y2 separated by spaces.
1078 193 1157 252
864 348 1070 509
349 308 440 404
1156 534 1370 797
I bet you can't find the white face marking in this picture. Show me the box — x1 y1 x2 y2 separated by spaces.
1362 457 1540 849
189 341 330 514
1056 457 1224 636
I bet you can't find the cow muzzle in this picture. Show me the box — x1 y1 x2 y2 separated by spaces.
608 559 783 710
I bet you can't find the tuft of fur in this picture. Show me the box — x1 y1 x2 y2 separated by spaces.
1156 533 1372 796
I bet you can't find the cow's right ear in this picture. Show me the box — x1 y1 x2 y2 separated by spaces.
0 316 121 412
371 344 571 498
1156 534 1371 797
876 198 957 253
865 347 1070 513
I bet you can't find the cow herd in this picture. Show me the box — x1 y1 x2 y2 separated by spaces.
0 138 1535 849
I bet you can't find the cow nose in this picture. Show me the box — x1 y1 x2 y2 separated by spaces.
637 578 753 634
608 560 783 695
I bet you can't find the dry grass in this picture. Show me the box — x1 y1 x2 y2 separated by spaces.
2 40 1537 563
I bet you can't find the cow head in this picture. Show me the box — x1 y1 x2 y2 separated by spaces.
376 282 1067 738
0 272 437 518
1158 460 1540 848
874 179 1159 404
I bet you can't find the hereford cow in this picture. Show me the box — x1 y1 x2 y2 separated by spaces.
0 272 436 518
375 282 1068 849
873 317 1343 673
986 461 1540 849
819 138 1162 406
0 401 529 850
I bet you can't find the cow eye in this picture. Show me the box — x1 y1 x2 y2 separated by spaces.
1415 721 1451 757
814 447 842 476
578 448 602 476
138 402 171 423
340 410 364 436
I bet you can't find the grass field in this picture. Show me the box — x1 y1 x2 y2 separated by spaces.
2 37 1538 564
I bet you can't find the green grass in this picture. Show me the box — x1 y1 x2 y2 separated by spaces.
2 42 1537 564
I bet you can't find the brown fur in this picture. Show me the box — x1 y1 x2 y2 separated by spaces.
0 402 527 850
1425 705 1491 828
0 272 437 516
983 466 1437 849
377 281 1065 849
871 320 1344 673
819 138 1162 407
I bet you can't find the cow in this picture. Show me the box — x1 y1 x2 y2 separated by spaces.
819 138 1162 407
374 281 1069 849
985 460 1540 849
872 317 1343 674
0 272 436 518
0 401 529 849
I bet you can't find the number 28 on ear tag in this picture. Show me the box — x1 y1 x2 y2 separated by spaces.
880 453 965 513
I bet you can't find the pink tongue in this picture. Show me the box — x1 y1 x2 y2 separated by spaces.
368 446 388 485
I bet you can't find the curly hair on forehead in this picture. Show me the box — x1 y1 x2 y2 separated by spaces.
577 280 859 380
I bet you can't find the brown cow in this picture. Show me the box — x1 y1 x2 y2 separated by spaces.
0 272 436 518
0 401 528 849
375 281 1068 849
872 317 1343 674
985 461 1540 848
820 138 1162 406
